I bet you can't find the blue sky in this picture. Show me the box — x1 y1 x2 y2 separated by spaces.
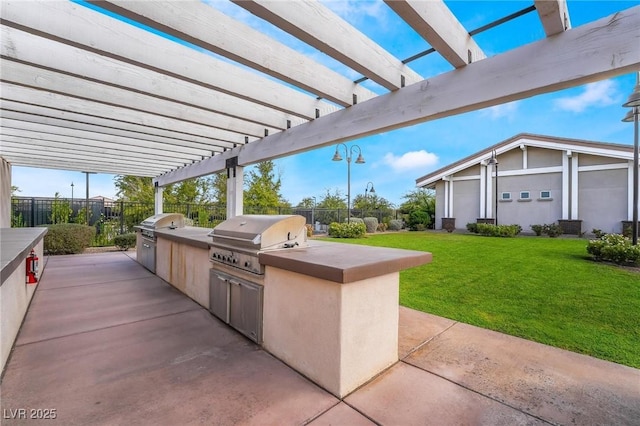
11 0 639 207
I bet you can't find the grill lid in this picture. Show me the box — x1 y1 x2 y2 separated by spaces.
208 215 307 250
140 213 185 229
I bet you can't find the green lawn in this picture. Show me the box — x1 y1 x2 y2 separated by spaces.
320 232 640 368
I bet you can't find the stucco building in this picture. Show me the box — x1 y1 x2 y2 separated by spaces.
416 134 637 235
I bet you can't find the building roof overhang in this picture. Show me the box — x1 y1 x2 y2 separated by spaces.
415 133 635 188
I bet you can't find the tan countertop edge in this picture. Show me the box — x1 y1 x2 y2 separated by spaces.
154 226 213 250
259 240 432 284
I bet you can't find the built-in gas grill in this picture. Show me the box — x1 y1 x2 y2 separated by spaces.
208 214 308 275
208 215 308 343
136 213 185 273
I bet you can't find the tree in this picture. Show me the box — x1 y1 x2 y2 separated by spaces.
352 193 395 223
315 188 347 224
317 188 347 209
114 176 154 204
209 172 227 207
296 197 317 208
399 188 436 231
352 194 394 211
114 175 221 205
244 161 288 212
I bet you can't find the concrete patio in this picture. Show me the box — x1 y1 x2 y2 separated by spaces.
1 251 638 425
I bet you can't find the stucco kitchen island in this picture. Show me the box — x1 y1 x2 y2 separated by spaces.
149 225 432 398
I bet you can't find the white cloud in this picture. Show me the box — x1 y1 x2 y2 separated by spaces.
322 0 387 23
482 101 519 120
382 150 439 172
554 80 619 113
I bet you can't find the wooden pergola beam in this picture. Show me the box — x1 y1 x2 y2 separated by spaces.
0 0 338 120
234 0 422 90
0 83 255 146
88 0 377 107
534 0 571 37
156 7 640 186
384 0 486 68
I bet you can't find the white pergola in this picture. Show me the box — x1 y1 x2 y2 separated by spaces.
1 0 638 215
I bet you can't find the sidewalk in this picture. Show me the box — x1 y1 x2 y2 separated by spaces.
1 251 638 425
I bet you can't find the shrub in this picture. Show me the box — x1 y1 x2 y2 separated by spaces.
377 222 388 232
466 223 479 233
545 223 563 238
363 217 379 233
344 217 364 224
407 210 431 231
592 228 605 239
388 219 404 231
44 223 96 255
587 233 640 265
114 233 137 251
476 223 521 238
328 222 366 238
532 223 563 237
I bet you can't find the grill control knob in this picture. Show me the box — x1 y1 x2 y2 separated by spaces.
244 261 251 268
232 258 238 264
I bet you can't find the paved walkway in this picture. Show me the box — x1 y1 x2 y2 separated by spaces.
1 252 638 425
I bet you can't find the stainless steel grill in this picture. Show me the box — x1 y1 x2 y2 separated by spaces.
139 213 185 239
208 214 308 275
137 213 185 273
208 214 308 343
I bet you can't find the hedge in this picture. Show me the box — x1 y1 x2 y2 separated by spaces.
44 223 96 255
114 233 137 251
328 222 366 238
587 233 640 266
476 223 522 238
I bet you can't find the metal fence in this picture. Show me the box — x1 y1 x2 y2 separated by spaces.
11 197 400 242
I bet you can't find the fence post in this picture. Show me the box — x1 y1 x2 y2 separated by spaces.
30 197 35 227
120 200 124 234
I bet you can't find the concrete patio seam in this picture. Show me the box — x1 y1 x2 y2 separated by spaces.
400 319 459 361
341 400 382 426
14 306 205 348
400 359 556 425
302 400 343 425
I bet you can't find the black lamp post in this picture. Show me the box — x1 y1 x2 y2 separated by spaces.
487 150 499 225
622 72 640 245
365 181 375 198
311 196 317 230
332 144 365 223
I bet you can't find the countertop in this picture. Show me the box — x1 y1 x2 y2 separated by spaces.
1 227 48 285
153 226 213 250
259 240 432 284
151 228 433 284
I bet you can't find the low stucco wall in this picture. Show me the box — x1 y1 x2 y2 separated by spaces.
1 238 44 373
262 266 399 398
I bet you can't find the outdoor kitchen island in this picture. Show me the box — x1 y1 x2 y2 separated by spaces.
150 218 432 398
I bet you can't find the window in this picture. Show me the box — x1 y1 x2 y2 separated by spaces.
519 191 530 200
500 192 511 201
540 191 551 199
